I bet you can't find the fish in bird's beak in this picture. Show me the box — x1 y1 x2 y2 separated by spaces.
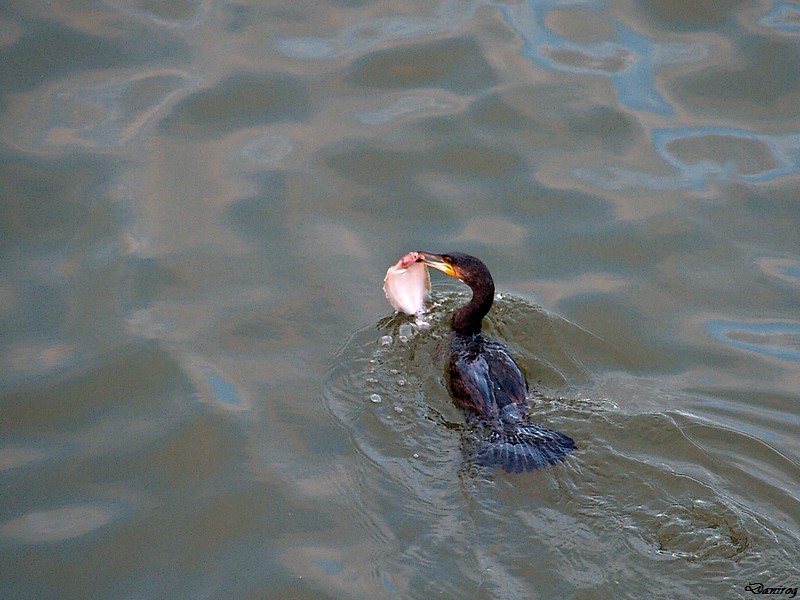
419 252 458 278
383 251 431 314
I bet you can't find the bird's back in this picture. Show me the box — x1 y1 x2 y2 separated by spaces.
446 332 576 472
446 333 528 423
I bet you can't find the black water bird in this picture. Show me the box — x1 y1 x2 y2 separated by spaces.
419 252 575 472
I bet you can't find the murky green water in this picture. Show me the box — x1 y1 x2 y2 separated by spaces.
2 1 799 598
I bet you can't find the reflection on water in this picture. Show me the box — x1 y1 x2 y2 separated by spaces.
3 505 115 544
1 0 799 598
707 320 800 363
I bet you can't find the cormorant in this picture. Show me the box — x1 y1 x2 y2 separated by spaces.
419 252 576 472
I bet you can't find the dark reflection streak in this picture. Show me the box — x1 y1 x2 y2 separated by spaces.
0 20 187 95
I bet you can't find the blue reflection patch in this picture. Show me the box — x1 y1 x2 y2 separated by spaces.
758 257 800 287
655 127 800 184
313 558 345 575
758 3 800 32
495 0 710 115
707 320 800 362
200 364 242 407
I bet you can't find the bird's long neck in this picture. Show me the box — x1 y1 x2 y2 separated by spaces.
452 278 495 334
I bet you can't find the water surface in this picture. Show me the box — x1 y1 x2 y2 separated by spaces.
1 1 799 598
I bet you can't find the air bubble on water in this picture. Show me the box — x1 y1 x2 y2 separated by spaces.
397 378 406 386
369 393 382 403
413 453 420 459
379 335 393 346
366 377 378 384
369 358 376 364
398 323 415 341
389 369 399 375
398 335 409 343
393 406 403 413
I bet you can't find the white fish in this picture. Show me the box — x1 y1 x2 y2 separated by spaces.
383 251 431 314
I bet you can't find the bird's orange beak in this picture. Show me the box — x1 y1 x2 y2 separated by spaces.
419 252 457 278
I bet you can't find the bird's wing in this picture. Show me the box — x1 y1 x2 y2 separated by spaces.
448 351 496 417
484 343 528 408
447 340 528 420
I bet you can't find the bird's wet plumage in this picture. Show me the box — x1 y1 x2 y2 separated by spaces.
420 252 575 472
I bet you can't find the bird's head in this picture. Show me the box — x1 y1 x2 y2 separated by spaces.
418 252 490 285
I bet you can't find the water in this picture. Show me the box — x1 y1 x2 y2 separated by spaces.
1 1 799 598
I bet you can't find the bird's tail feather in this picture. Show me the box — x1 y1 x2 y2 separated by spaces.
475 423 576 473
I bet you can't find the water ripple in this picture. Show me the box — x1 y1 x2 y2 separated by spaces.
496 1 709 114
16 70 195 148
2 504 114 543
655 127 800 184
356 94 456 125
185 355 250 411
758 256 800 287
275 5 476 60
707 320 800 363
758 2 800 32
241 134 294 163
573 120 800 191
102 0 206 29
